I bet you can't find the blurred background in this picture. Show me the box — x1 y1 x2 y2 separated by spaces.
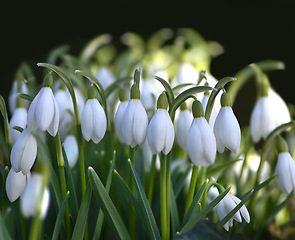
1 2 294 126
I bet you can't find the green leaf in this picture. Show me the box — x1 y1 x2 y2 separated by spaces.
18 93 34 102
128 160 162 240
183 179 209 227
170 183 180 238
88 167 130 240
175 220 229 240
80 34 112 62
180 187 231 234
154 75 174 108
0 95 11 148
52 191 70 240
169 86 212 118
0 213 13 240
217 189 254 228
204 77 236 122
46 45 70 65
206 158 242 178
71 183 92 240
62 146 79 218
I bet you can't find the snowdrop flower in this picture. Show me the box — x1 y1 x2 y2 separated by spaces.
207 186 250 231
275 136 295 195
63 135 79 168
176 103 193 150
175 63 199 85
214 92 241 154
81 86 107 144
140 79 161 113
6 168 30 202
9 107 27 145
27 75 59 136
147 92 175 155
187 100 216 166
122 84 148 148
96 66 115 90
9 80 29 114
20 173 50 219
11 128 37 175
115 89 128 144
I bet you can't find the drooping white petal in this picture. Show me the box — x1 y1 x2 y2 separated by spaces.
81 99 94 142
63 135 79 168
230 194 250 223
9 108 27 145
91 99 107 144
27 90 40 131
115 101 128 143
163 112 175 155
214 107 241 154
11 129 37 174
9 81 29 114
187 117 216 166
96 66 115 90
47 91 60 136
35 87 55 131
275 152 295 195
40 188 50 219
176 109 193 150
201 94 219 129
6 168 27 202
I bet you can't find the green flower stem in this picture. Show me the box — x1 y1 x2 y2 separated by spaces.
184 165 199 217
0 95 11 161
77 125 87 198
166 154 171 240
160 152 167 240
148 154 157 205
55 132 71 239
129 146 136 240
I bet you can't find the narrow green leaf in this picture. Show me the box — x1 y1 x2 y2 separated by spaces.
206 158 242 178
128 160 162 240
228 59 285 102
18 93 33 102
80 34 112 62
52 191 70 240
93 152 116 240
170 183 180 238
204 77 236 122
154 75 174 107
71 183 92 240
0 95 11 148
180 187 231 234
49 162 62 208
46 45 70 65
169 86 212 118
105 76 132 97
88 167 130 240
217 189 254 228
62 146 79 218
183 179 209 226
0 213 13 240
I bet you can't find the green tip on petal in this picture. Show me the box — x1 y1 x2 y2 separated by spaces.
192 100 204 118
88 85 97 99
180 102 188 111
130 84 140 99
221 92 231 107
277 135 289 153
157 92 169 110
43 73 53 87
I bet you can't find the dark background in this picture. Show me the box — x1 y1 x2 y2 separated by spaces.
1 2 294 125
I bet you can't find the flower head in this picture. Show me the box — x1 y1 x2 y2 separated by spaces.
81 86 107 144
27 76 59 136
147 92 175 155
9 107 27 145
214 93 241 153
187 100 216 166
122 84 148 148
63 135 79 168
11 128 37 175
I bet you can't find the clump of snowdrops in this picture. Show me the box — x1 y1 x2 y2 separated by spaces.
1 28 295 240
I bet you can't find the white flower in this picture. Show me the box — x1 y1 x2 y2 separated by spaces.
11 129 37 175
140 79 161 112
208 186 250 231
275 152 295 195
115 100 128 143
81 98 107 144
187 117 216 166
5 168 30 202
176 108 193 150
214 106 241 154
250 96 279 143
122 98 148 148
201 93 219 129
63 135 79 168
27 87 59 136
147 108 175 155
9 107 27 145
20 173 50 219
96 66 115 90
175 63 199 85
